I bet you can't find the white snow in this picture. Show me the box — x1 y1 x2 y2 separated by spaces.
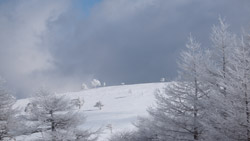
14 82 166 141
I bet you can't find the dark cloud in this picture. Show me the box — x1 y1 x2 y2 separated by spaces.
0 0 250 98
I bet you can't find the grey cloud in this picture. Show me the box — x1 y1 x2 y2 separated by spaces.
0 0 250 98
46 0 250 84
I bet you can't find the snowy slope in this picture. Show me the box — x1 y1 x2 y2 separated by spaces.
14 82 167 141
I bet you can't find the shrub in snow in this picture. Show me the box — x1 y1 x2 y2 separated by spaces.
94 101 104 110
121 83 125 85
106 124 113 134
103 82 106 87
108 130 151 141
128 89 132 94
81 83 88 90
160 77 165 82
91 79 101 88
109 131 135 141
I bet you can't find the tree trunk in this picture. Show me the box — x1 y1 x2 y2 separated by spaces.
50 110 55 132
49 110 56 141
194 77 199 140
222 45 227 97
244 83 250 141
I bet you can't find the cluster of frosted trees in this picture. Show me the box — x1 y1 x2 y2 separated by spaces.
110 18 250 141
0 78 98 140
81 79 105 90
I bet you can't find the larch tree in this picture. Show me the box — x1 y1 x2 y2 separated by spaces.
210 17 235 85
203 18 241 140
23 88 98 141
205 17 236 100
218 33 250 140
148 36 209 140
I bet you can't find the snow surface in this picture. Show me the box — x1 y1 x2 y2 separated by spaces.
14 82 166 141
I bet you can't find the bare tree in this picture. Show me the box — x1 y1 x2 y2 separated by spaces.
94 101 104 110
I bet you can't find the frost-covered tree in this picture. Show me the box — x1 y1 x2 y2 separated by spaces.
133 117 159 141
71 97 84 109
207 33 250 141
147 36 209 140
91 79 101 88
208 17 236 95
160 78 165 82
202 18 244 140
109 117 158 141
238 34 250 141
225 34 250 140
81 83 88 90
24 88 98 141
0 77 17 140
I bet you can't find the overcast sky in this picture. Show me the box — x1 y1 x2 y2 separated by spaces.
0 0 250 98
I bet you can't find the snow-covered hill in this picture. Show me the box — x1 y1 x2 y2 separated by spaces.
14 82 167 141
